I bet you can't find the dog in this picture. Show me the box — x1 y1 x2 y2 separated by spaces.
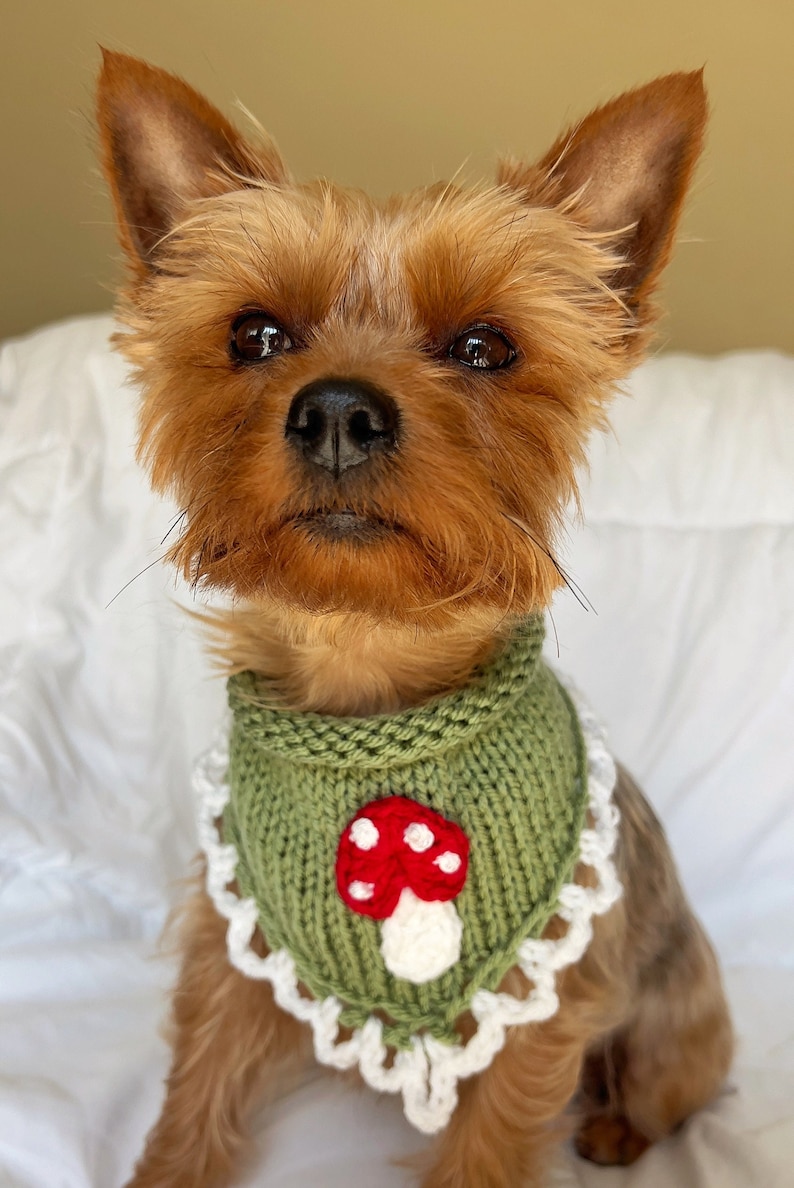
97 50 733 1187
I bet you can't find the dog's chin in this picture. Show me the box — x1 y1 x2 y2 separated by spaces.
246 512 489 626
182 506 554 626
187 507 553 626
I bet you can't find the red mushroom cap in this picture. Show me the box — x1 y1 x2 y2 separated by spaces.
335 796 469 920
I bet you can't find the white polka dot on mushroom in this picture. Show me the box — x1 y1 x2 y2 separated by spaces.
348 880 375 901
404 822 435 852
350 818 379 850
434 851 462 874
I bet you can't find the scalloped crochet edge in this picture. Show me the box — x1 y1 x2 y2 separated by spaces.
194 677 622 1135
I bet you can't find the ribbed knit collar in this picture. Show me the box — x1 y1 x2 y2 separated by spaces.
227 615 545 769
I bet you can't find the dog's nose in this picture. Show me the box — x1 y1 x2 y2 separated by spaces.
285 379 398 477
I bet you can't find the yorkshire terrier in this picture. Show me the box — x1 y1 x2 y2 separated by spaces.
98 51 733 1188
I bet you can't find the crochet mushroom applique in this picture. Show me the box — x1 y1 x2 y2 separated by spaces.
335 796 470 984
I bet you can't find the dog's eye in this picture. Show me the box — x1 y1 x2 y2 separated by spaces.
449 325 516 371
231 312 293 362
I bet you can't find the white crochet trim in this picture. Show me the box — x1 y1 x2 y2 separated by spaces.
194 680 621 1135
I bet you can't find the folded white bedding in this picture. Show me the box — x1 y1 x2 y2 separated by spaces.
1 315 792 1187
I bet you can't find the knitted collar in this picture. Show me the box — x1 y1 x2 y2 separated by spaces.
226 613 547 765
196 617 621 1134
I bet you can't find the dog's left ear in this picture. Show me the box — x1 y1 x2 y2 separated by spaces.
499 70 707 321
97 49 289 273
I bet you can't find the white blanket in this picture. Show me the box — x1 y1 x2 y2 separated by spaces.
1 315 792 1187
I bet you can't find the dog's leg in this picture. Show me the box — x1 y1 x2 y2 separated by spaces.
127 883 308 1188
419 959 613 1188
575 768 734 1166
575 913 733 1165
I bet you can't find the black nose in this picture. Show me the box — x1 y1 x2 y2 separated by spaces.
285 378 398 477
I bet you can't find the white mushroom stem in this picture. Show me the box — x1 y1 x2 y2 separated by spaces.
379 888 463 984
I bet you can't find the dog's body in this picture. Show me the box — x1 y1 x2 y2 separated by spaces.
97 52 733 1186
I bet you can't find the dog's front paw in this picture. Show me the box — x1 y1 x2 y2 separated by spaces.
575 1114 651 1166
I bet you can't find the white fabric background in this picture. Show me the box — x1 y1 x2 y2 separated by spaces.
1 315 792 1187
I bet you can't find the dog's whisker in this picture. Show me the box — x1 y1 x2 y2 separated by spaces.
547 607 560 659
160 508 189 547
502 512 595 614
105 553 169 609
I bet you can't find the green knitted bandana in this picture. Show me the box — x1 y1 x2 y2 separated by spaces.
222 616 589 1050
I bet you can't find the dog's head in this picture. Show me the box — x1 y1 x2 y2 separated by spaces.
98 52 705 628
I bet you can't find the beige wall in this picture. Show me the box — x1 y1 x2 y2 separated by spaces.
1 0 792 353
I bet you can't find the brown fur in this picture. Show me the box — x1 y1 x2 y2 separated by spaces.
97 51 732 1187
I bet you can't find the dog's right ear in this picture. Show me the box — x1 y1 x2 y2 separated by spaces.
97 49 288 272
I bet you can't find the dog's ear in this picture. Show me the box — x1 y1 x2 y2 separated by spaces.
97 49 288 272
499 71 707 319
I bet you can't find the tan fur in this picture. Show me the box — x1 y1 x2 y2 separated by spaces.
96 52 732 1187
197 604 512 714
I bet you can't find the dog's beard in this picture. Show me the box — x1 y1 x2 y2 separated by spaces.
171 505 560 625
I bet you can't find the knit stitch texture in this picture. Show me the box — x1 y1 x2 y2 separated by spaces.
224 616 588 1048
